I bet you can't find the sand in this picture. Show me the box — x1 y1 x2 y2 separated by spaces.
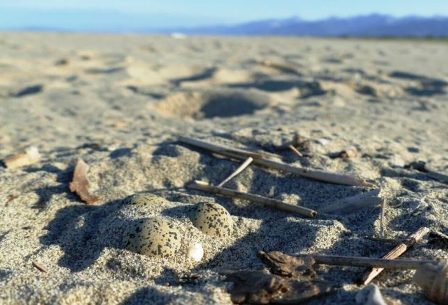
0 33 447 304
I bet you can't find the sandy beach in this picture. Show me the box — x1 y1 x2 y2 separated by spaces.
0 33 447 304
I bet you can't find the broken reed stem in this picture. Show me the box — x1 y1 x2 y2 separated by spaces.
189 180 317 218
320 189 382 213
306 254 434 270
179 136 370 186
360 226 430 285
218 157 253 187
288 145 303 158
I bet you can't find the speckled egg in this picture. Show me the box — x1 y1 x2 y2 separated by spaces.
124 217 181 257
125 194 153 205
192 202 234 237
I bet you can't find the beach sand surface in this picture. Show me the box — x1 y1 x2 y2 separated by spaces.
0 33 447 304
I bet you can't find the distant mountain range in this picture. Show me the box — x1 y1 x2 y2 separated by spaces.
170 14 448 37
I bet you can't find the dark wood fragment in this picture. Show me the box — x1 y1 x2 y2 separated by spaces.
258 251 316 279
225 269 333 304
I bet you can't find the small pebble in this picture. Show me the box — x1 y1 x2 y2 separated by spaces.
192 202 233 237
124 217 181 257
187 242 204 262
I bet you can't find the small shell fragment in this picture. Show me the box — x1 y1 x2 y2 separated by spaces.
3 146 40 169
187 242 204 262
192 202 233 238
69 159 100 204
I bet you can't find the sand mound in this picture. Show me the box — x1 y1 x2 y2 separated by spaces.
153 89 271 119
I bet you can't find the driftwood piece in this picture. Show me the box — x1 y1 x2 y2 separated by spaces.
225 269 333 304
218 157 253 187
359 226 430 285
69 159 100 204
179 136 370 186
258 251 316 279
2 146 40 169
405 161 448 184
320 189 382 213
189 180 317 218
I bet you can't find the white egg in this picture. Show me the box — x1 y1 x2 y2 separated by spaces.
187 242 204 262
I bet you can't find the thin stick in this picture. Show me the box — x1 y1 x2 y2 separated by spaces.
32 261 47 273
365 236 402 243
179 136 370 186
218 157 253 187
320 189 382 213
304 254 434 270
359 227 430 285
288 144 303 157
380 198 386 238
189 180 317 218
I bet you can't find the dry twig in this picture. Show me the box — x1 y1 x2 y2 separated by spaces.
288 144 304 157
189 180 317 218
359 227 430 285
179 136 370 186
303 254 433 270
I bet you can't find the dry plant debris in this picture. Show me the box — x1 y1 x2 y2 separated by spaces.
405 161 448 184
257 251 316 279
359 227 430 285
179 136 370 186
189 180 317 218
69 158 100 204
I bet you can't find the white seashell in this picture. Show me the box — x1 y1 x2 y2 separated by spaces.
3 146 40 169
355 284 387 305
187 243 204 262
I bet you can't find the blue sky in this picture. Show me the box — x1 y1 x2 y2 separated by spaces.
1 0 448 31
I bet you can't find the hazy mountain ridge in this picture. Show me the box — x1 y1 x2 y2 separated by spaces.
175 14 448 37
